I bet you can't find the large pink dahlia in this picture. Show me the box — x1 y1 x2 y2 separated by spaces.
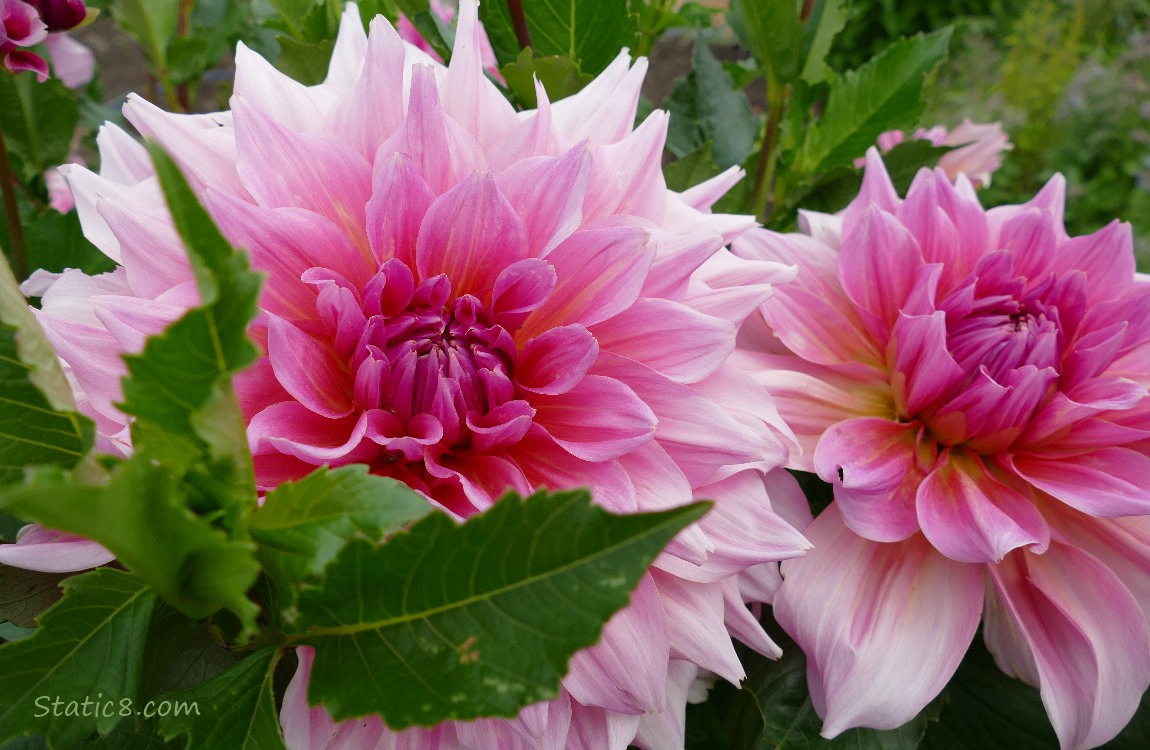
7 2 812 747
732 149 1150 750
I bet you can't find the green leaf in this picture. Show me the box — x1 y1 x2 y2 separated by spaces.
294 490 708 728
879 140 956 193
0 569 158 748
744 642 938 749
499 48 593 107
665 37 760 169
0 254 93 487
920 637 1057 749
24 209 116 278
0 566 67 628
0 457 260 627
797 29 952 176
0 74 79 182
800 0 848 84
109 0 180 70
120 144 262 528
482 0 635 77
249 465 431 622
139 604 239 698
730 0 803 83
273 36 337 85
664 145 723 194
158 648 286 750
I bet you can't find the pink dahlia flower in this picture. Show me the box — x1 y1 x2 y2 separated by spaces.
731 148 1150 750
10 1 811 747
0 0 48 80
867 119 1012 187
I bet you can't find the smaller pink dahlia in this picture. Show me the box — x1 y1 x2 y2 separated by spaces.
732 149 1150 750
868 119 1012 187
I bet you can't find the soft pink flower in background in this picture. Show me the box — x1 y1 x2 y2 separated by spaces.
732 148 1150 750
397 0 501 80
10 1 811 747
42 30 93 88
866 119 1012 187
0 0 48 80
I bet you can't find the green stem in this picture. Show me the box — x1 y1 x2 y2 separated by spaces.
749 68 786 223
0 124 28 280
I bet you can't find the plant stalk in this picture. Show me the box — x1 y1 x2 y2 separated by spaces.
505 0 534 51
0 124 29 280
749 68 786 223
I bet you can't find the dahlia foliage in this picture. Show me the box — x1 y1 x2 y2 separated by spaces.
0 0 1148 749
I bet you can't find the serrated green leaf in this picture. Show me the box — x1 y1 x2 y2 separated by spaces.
271 35 336 85
294 490 708 728
119 145 262 530
800 0 848 84
24 209 116 278
158 648 286 750
499 48 593 107
0 74 79 182
664 145 723 194
109 0 180 69
74 727 183 750
250 465 431 620
0 253 93 487
730 0 803 83
919 638 1057 750
140 604 239 699
0 457 260 627
482 0 634 77
666 37 760 168
0 569 158 748
879 140 956 193
0 566 67 628
797 29 951 176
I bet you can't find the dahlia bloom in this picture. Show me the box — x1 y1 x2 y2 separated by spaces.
731 149 1150 750
868 119 1011 187
0 0 48 80
8 2 811 747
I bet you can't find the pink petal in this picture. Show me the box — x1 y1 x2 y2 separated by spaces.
496 144 591 256
267 315 354 418
1010 447 1150 517
123 96 246 197
505 426 636 513
441 0 518 149
415 171 529 297
916 451 1049 563
650 568 743 684
591 298 735 384
773 505 983 736
549 52 647 145
516 324 598 395
813 417 923 542
375 64 486 195
632 661 698 750
248 402 378 465
532 375 656 462
888 311 964 417
690 469 811 578
491 258 556 331
233 42 329 133
837 205 924 334
519 223 653 339
366 151 436 267
986 543 1150 750
0 526 114 573
582 113 668 224
324 16 407 159
281 646 386 750
1054 220 1135 304
233 97 372 250
43 32 93 88
565 574 669 714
